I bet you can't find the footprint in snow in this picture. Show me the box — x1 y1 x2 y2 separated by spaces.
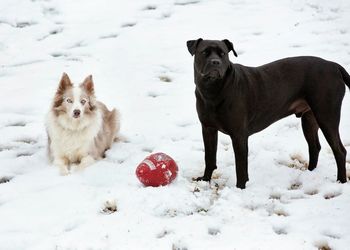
159 75 172 83
147 91 161 98
142 146 154 153
142 5 157 11
269 191 282 200
160 12 172 19
304 188 319 196
0 176 13 184
66 57 83 62
3 121 26 127
208 227 221 236
277 154 308 171
0 145 16 152
39 28 64 41
15 138 37 145
101 199 117 214
67 41 87 49
266 203 289 217
51 52 69 58
16 151 34 158
15 21 36 28
121 22 137 28
244 201 263 212
272 208 289 217
141 4 171 19
288 180 303 190
323 231 341 240
314 239 332 250
174 0 200 6
156 228 173 238
323 190 342 200
100 33 118 40
48 28 63 35
272 225 288 235
42 7 59 16
172 241 188 250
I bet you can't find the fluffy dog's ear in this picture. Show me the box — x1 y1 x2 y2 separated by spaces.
53 73 72 109
57 72 72 94
82 75 95 95
222 39 238 57
187 38 203 56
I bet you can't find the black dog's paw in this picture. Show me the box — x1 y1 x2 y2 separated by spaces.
236 181 247 189
193 176 211 182
336 170 347 183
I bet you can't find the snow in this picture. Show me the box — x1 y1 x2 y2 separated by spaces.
1 0 350 249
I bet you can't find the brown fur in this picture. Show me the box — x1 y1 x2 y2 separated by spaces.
46 73 120 174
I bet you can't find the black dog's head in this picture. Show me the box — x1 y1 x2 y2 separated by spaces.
187 39 237 81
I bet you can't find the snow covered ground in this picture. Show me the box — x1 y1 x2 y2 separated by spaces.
0 0 350 249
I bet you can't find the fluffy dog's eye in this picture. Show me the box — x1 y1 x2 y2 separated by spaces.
81 99 86 105
66 98 73 103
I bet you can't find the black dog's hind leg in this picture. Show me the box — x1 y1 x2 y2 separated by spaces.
196 126 218 182
232 135 249 189
309 90 347 183
318 121 347 183
301 111 321 171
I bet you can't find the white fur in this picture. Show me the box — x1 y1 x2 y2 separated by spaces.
46 83 104 175
70 87 84 118
47 74 119 176
46 107 103 175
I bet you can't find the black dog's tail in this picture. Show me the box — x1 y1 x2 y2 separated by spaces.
338 64 350 89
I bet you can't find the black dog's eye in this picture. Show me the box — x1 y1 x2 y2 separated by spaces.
202 50 209 56
220 52 225 57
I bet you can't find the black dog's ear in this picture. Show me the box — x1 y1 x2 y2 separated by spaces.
222 39 238 57
187 38 203 56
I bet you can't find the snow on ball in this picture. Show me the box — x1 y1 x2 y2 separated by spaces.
136 152 178 187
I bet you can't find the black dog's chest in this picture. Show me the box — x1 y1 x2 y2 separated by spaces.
198 103 232 134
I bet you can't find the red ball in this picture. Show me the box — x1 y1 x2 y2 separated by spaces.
136 152 178 187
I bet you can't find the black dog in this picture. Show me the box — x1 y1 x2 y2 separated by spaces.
187 38 350 189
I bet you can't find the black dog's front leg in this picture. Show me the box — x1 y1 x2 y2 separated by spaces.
196 125 218 182
232 136 249 189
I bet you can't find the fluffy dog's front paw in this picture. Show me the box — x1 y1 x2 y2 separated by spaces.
73 156 95 172
53 158 70 176
59 166 70 176
72 163 85 172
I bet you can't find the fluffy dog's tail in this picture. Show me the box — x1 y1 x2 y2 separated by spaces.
108 108 122 143
111 110 128 143
338 64 350 89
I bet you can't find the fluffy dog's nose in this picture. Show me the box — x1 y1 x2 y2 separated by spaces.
73 109 81 118
211 59 222 66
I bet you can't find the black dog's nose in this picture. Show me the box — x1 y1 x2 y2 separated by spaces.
73 109 81 117
211 59 222 66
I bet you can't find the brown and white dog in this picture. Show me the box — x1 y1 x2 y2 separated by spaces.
46 73 120 175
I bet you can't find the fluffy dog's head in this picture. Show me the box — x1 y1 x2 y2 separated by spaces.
52 73 97 130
